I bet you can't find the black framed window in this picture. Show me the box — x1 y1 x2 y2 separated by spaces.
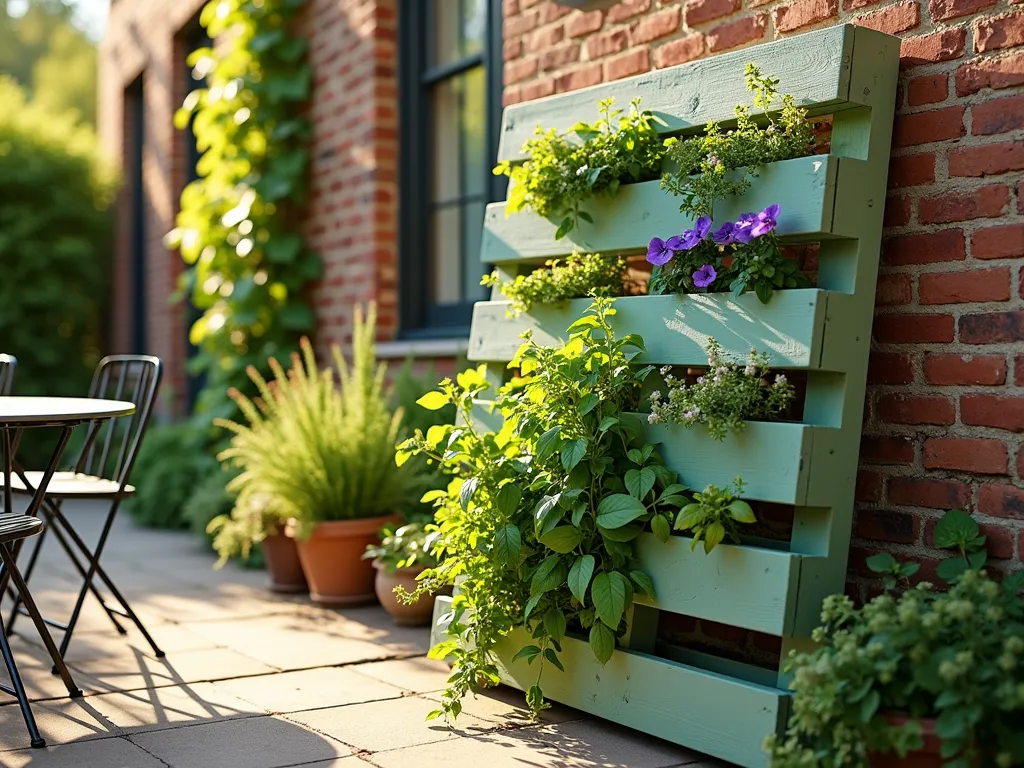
126 75 147 355
399 0 504 337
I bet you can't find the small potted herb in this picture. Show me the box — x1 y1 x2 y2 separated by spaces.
482 252 634 315
363 520 441 626
766 569 1024 767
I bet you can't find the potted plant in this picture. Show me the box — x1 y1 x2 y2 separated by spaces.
363 520 441 626
214 304 424 606
766 568 1024 767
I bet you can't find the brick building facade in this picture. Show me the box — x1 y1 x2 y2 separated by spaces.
101 0 1024 581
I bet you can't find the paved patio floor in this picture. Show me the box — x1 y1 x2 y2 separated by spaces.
0 502 730 768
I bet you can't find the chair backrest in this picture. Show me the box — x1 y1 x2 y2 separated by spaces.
73 356 162 490
0 354 16 396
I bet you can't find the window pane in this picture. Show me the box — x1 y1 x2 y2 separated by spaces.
462 200 486 299
432 0 487 67
430 66 486 201
430 205 462 305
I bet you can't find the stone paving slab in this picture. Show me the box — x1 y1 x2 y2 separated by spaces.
0 505 733 767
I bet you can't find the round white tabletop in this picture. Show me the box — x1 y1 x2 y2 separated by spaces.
0 397 136 426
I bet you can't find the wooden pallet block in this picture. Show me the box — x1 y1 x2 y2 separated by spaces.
433 23 899 767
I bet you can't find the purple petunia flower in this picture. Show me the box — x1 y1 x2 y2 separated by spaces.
692 264 717 288
712 222 737 246
647 237 675 266
750 204 780 238
679 216 712 250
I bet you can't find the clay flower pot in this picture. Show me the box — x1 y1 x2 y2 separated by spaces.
373 562 436 626
870 716 947 768
294 514 401 607
259 529 307 594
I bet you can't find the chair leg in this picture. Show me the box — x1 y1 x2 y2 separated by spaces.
58 499 164 661
46 503 163 658
5 521 47 636
0 611 46 748
1 544 81 699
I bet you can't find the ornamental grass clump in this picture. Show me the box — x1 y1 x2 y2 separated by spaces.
208 305 424 561
649 339 795 440
482 252 633 315
494 97 665 240
767 569 1024 768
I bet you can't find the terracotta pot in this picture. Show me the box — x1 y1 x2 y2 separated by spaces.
294 514 401 607
259 530 307 594
870 716 945 768
373 562 437 626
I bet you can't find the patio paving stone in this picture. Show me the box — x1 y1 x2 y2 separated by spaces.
0 505 733 766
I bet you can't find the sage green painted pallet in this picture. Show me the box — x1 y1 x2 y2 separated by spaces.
433 24 899 768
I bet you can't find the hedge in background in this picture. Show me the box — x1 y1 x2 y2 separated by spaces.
0 77 115 463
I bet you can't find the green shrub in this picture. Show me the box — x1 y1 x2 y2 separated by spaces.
125 423 216 530
0 77 116 465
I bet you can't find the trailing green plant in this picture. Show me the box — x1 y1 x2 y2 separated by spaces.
648 339 795 440
207 492 286 567
167 0 319 422
363 520 441 575
494 97 666 240
396 298 692 720
661 64 814 220
482 253 633 315
125 422 218 530
674 477 755 554
868 509 990 589
0 77 116 466
210 306 425 563
767 569 1024 768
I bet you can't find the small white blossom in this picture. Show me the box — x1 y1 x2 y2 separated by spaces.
576 164 589 177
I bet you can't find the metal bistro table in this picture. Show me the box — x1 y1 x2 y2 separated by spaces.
0 396 135 748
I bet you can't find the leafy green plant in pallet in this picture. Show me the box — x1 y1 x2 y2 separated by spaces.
766 569 1024 768
482 252 634 315
648 338 795 440
661 64 815 221
396 298 692 719
674 477 756 554
494 98 666 240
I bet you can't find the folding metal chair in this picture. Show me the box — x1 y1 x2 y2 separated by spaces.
0 354 15 396
0 515 82 748
6 356 165 662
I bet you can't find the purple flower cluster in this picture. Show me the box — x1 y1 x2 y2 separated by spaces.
646 204 781 265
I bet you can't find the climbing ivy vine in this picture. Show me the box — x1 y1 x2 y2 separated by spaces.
167 0 319 420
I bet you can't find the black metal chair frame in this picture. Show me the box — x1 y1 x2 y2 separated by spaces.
6 356 166 664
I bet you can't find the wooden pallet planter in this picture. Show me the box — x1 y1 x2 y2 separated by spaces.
432 24 898 768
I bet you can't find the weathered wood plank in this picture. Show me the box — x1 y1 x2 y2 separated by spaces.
646 420 826 505
633 532 803 635
499 25 856 162
483 154 838 263
495 628 785 767
469 290 829 370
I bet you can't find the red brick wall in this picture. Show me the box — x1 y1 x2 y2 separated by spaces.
502 1 1024 583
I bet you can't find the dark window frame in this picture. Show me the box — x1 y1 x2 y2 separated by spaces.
398 0 504 339
126 75 147 356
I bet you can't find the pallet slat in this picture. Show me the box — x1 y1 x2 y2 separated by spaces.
482 155 839 263
470 290 829 370
498 25 855 161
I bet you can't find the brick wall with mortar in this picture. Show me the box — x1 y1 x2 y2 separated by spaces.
100 0 400 417
502 0 1024 589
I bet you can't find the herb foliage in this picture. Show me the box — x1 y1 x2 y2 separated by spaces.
674 477 756 554
397 299 692 719
495 98 665 240
482 253 633 315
